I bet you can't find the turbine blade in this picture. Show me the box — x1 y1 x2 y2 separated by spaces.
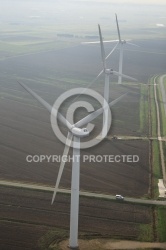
81 41 100 44
112 71 138 82
91 70 104 83
17 81 72 130
105 41 119 60
115 13 121 42
98 24 106 69
103 40 119 43
81 40 119 44
127 42 140 47
109 93 128 107
51 132 73 204
74 93 128 128
118 43 123 84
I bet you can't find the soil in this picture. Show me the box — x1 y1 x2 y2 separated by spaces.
0 186 152 249
59 239 166 250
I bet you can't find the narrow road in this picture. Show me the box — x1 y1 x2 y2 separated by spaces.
0 179 166 206
154 75 166 185
107 135 166 141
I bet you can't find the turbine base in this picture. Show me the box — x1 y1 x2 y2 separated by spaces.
68 244 79 250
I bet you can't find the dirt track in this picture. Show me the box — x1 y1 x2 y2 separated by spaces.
60 239 166 250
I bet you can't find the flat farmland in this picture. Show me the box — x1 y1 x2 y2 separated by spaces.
0 43 151 198
0 91 149 197
0 39 165 82
0 186 152 250
0 40 161 249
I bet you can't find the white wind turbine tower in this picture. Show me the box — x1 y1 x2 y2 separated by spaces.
115 13 139 84
97 24 137 137
17 81 127 249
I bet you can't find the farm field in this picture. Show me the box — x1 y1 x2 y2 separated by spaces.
0 0 166 248
0 34 165 249
0 186 153 250
0 99 150 197
0 39 166 83
0 41 156 199
0 74 149 197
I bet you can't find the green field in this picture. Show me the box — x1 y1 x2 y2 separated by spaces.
157 207 166 242
150 75 166 241
139 84 149 134
150 77 157 137
153 141 161 198
157 78 166 137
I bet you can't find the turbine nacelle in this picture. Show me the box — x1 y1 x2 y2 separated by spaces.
121 40 126 44
70 127 89 138
104 68 114 75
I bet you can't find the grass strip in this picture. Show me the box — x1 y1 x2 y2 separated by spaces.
156 207 166 242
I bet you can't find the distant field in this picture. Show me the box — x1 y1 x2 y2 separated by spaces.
0 14 165 59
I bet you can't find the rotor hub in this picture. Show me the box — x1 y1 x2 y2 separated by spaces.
105 68 113 75
71 127 89 138
122 40 126 44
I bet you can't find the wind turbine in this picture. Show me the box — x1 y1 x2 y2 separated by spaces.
17 81 127 249
82 15 138 85
97 24 137 137
115 13 139 84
